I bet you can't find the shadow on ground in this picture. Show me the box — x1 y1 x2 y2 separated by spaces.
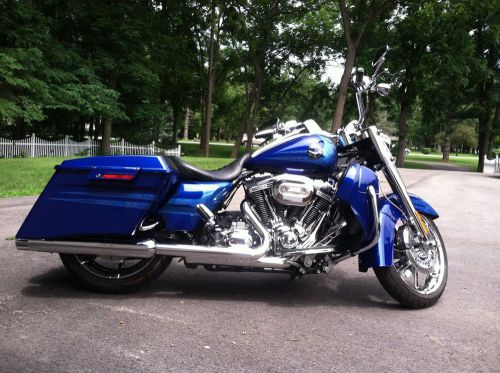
21 263 403 310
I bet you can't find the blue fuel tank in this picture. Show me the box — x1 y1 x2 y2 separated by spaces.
245 134 338 176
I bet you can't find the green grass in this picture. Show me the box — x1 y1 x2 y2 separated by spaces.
0 155 234 198
180 142 256 158
181 156 233 170
0 157 67 198
405 151 478 171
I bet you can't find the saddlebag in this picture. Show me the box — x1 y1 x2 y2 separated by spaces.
16 156 178 240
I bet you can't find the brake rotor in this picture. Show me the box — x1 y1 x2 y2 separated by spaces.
398 225 438 274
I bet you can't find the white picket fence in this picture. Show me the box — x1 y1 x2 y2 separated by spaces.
483 155 500 174
0 134 181 158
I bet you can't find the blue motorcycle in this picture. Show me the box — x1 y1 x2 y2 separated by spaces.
16 46 447 308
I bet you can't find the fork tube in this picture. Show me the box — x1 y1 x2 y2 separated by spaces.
366 127 429 239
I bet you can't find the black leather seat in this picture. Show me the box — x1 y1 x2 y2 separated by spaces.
165 153 251 181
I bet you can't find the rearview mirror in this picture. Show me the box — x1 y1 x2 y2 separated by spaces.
376 83 391 97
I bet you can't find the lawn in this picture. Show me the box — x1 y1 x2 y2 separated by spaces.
0 155 233 198
404 151 478 171
180 142 256 158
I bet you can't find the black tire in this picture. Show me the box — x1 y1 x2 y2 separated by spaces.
374 216 448 309
60 254 171 294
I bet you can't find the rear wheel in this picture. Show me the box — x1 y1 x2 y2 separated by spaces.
374 215 447 308
60 254 171 293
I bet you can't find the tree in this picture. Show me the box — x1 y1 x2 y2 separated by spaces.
451 122 477 155
331 0 395 132
467 1 499 171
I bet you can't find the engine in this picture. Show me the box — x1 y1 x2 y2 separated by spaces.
243 173 336 252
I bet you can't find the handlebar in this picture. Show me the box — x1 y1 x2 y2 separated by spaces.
254 128 275 139
254 120 305 140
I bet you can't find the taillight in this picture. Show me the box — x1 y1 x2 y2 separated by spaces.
101 174 135 181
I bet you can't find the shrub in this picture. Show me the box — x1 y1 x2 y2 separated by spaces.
421 147 431 154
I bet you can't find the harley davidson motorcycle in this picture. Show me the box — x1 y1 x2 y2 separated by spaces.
16 46 447 308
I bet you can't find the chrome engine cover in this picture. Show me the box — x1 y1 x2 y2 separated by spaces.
271 174 315 206
226 221 254 248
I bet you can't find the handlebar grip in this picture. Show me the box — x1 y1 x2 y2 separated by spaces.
254 128 275 139
355 68 364 84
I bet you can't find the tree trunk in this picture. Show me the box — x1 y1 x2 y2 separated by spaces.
396 100 411 168
442 135 450 161
100 70 117 155
231 74 255 158
101 118 112 155
199 97 205 147
477 108 492 172
363 93 376 127
477 127 487 172
246 60 264 152
201 2 218 157
331 0 387 132
331 48 356 131
183 108 191 139
14 119 26 139
486 104 499 158
79 122 85 141
94 117 101 141
172 101 180 144
442 109 451 161
88 119 94 139
232 116 248 158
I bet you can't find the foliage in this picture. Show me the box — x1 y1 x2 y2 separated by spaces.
420 148 431 155
0 0 498 170
451 122 478 150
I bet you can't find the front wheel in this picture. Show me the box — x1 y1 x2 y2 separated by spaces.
374 215 448 308
60 254 171 293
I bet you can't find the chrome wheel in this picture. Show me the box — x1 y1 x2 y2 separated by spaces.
374 215 447 308
60 253 171 293
75 255 155 280
393 215 446 297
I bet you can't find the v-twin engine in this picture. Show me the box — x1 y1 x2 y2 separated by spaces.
244 173 336 252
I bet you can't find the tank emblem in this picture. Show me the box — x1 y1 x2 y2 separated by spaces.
307 141 324 160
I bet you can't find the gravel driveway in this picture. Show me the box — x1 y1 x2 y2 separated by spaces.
0 169 498 372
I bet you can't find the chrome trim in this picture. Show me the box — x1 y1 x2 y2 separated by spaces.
272 174 315 207
282 248 335 257
138 221 160 231
16 239 156 258
251 133 305 158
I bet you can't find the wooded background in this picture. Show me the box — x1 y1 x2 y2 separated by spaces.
0 0 498 171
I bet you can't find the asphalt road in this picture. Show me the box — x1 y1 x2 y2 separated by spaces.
0 169 499 372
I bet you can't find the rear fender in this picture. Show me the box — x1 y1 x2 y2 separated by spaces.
358 193 438 272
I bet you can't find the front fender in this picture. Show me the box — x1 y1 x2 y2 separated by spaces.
358 193 438 272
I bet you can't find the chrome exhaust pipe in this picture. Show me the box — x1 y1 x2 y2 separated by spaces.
16 239 156 258
155 201 291 268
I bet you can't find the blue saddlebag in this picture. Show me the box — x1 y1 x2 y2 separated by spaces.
16 156 177 240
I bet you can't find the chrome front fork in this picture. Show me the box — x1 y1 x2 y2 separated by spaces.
366 127 430 240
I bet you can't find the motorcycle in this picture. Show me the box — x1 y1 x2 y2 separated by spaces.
16 46 447 308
